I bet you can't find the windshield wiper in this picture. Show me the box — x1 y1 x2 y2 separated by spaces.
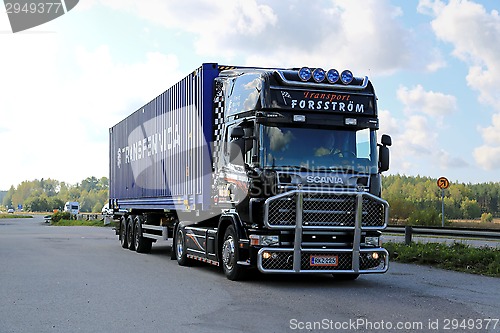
315 166 359 173
275 165 312 172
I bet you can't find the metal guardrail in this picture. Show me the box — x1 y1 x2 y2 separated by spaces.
386 225 500 245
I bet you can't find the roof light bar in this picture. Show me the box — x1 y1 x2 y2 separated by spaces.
296 67 355 85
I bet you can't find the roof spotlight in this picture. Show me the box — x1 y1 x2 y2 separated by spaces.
340 70 354 84
298 67 312 81
312 68 326 82
326 69 339 83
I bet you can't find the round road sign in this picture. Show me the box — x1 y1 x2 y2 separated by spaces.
437 177 450 189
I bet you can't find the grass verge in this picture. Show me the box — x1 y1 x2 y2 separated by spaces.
0 213 33 219
385 241 500 278
50 219 113 227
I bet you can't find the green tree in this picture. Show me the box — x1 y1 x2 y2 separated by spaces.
24 194 50 212
2 186 14 208
408 208 441 226
460 199 481 219
481 212 493 223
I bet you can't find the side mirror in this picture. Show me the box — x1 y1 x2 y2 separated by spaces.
381 134 392 146
379 134 391 172
379 146 390 172
230 127 245 139
229 139 244 164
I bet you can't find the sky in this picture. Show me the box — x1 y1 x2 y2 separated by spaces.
1 0 499 190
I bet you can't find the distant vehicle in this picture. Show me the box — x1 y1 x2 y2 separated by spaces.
102 203 112 215
63 202 80 215
7 208 14 214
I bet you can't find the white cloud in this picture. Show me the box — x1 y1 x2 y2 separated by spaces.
378 110 400 137
473 145 500 170
88 0 277 60
438 149 469 169
437 0 500 109
474 112 500 170
426 48 447 72
478 113 500 145
397 84 457 119
379 98 464 176
85 0 416 75
0 26 183 188
418 0 500 170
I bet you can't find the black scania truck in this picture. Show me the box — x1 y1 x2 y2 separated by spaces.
108 63 392 280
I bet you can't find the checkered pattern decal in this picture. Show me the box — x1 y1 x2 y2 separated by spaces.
213 79 225 169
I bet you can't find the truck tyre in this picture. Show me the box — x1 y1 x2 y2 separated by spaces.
120 217 128 248
134 216 152 253
221 225 246 281
175 226 190 266
332 273 359 281
127 216 136 251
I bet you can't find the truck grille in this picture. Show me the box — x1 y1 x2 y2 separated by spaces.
265 191 387 229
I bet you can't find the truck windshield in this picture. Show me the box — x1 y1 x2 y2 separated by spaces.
260 125 378 174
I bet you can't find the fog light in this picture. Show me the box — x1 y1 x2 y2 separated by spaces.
262 251 271 259
372 252 379 260
365 236 380 247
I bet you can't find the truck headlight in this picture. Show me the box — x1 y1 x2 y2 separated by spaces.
365 236 380 247
250 235 279 246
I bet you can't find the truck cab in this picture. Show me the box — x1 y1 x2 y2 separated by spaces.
209 66 391 279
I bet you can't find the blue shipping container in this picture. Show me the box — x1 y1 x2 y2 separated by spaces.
109 63 220 211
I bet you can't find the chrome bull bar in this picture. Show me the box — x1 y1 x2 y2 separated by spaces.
259 190 389 273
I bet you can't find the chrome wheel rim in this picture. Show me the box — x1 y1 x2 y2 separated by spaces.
222 236 235 270
134 222 139 247
176 230 184 258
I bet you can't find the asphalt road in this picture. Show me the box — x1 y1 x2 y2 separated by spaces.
1 216 499 333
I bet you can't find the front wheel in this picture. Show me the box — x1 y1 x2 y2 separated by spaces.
175 226 190 266
221 225 246 281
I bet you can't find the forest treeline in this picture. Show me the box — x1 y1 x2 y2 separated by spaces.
1 175 499 224
1 177 108 213
383 174 499 225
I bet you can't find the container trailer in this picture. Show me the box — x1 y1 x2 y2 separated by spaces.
109 63 392 280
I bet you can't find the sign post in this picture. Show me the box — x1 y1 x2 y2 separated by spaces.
437 177 450 227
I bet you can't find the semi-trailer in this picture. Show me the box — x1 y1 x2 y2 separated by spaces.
108 63 392 280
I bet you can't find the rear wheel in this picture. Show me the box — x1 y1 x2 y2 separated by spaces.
134 216 152 253
221 225 246 281
127 216 136 251
120 217 128 248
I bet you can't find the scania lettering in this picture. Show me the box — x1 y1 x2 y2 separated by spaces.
306 176 344 184
108 63 392 281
